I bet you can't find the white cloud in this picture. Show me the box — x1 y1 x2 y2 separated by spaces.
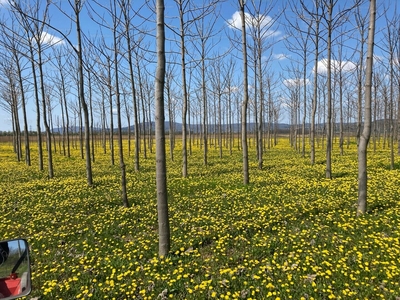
226 11 242 29
314 59 357 74
37 32 64 46
224 86 240 94
273 53 288 61
283 78 309 87
227 11 281 39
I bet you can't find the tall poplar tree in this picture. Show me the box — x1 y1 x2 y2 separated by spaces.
357 0 376 215
155 0 170 256
239 0 249 185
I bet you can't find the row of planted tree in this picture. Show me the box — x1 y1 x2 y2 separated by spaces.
0 0 394 252
8 116 400 167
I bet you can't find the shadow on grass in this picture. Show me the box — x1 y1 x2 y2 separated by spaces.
367 202 393 214
333 171 350 178
376 161 400 171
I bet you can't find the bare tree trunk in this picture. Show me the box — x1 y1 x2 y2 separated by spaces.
383 89 388 149
218 92 223 159
111 0 129 207
202 55 208 166
228 91 233 155
123 92 131 156
385 14 396 168
45 86 57 155
78 99 84 158
28 44 43 171
12 3 44 170
237 92 241 151
239 0 249 185
325 3 333 179
267 78 272 149
155 0 170 256
107 58 115 166
63 73 71 158
390 95 394 170
339 83 344 155
32 30 54 178
166 68 174 161
9 105 17 160
355 7 366 146
10 87 22 162
75 0 93 186
310 3 320 165
357 0 376 215
88 71 95 163
101 88 107 154
188 94 192 156
120 0 140 171
141 87 147 159
132 57 141 170
147 92 153 153
15 51 30 165
58 77 66 156
257 47 264 169
5 41 30 165
302 58 307 158
178 0 188 178
373 73 378 152
210 59 229 159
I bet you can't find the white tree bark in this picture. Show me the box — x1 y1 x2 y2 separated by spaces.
357 0 376 215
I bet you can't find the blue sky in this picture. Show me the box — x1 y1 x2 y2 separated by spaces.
0 0 397 132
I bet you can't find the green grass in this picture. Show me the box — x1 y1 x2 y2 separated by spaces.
1 139 400 299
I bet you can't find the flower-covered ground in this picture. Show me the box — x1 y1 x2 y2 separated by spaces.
1 138 400 299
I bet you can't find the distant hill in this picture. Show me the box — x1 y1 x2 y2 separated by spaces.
124 121 293 134
49 119 387 135
51 122 292 134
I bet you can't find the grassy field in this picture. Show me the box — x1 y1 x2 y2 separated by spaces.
1 138 400 299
